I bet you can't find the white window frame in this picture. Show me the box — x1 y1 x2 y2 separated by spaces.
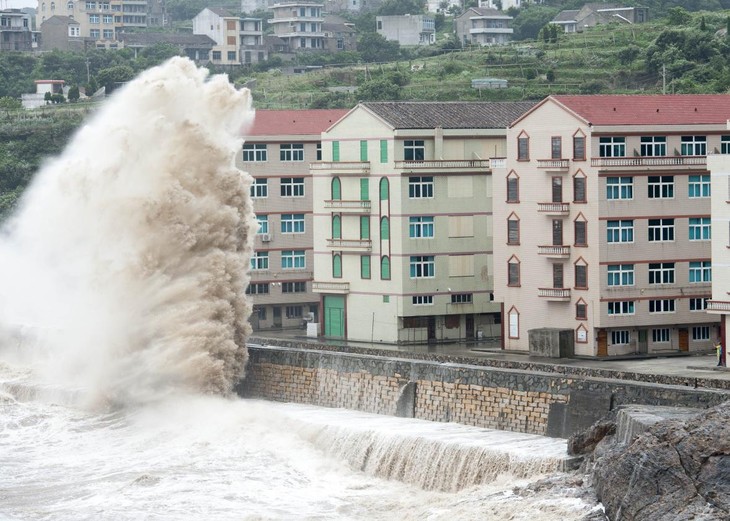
250 252 268 270
722 135 730 154
280 177 305 197
689 297 709 311
281 250 306 269
649 299 676 313
243 143 267 162
607 301 635 315
250 178 268 198
102 28 113 38
652 328 671 343
648 175 674 199
692 326 710 341
408 176 433 198
611 330 630 345
89 13 100 23
410 255 435 278
285 305 303 318
282 281 306 293
640 136 666 157
409 216 434 238
688 175 710 198
404 140 425 161
648 262 675 285
607 264 634 286
689 261 711 283
689 217 711 241
451 293 473 304
281 213 305 234
256 215 268 234
607 220 633 243
280 144 304 162
412 295 434 305
102 14 113 23
606 177 633 200
599 137 626 157
648 218 674 242
681 135 707 156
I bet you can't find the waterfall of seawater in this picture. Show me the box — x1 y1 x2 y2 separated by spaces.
0 57 256 406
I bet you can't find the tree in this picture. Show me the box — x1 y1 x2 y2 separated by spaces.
356 77 401 101
511 6 559 41
95 65 135 94
667 7 691 26
358 32 401 63
376 0 425 16
68 86 80 102
0 96 21 115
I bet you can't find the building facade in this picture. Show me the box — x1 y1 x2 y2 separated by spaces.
192 8 241 66
1 9 37 51
311 101 535 344
269 1 324 51
238 109 348 332
707 154 730 363
376 14 434 46
550 4 648 33
494 95 726 357
454 7 513 47
40 15 83 51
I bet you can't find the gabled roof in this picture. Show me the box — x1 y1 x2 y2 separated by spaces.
552 10 579 23
119 32 215 46
551 94 730 126
41 15 78 25
247 109 348 136
361 101 537 130
207 7 234 17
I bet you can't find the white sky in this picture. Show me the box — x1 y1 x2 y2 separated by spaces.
3 0 36 9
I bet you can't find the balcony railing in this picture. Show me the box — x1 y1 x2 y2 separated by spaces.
537 202 570 215
707 300 730 313
490 157 506 169
324 200 371 212
394 159 491 172
312 281 349 294
326 238 372 250
537 159 570 170
310 161 370 175
538 245 570 258
538 288 571 301
591 156 707 168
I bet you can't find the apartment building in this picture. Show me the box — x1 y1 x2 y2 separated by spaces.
192 8 241 66
269 1 324 52
376 14 435 46
238 109 347 331
454 7 513 47
1 9 37 51
708 154 730 362
494 94 727 358
311 101 536 343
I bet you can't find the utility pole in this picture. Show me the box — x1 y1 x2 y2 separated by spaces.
662 64 666 94
86 58 90 84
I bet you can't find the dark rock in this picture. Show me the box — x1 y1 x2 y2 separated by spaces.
568 419 616 456
592 401 730 520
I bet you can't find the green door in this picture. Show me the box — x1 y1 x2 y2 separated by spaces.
324 295 345 338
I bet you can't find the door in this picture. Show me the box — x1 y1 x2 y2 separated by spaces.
324 295 345 338
552 177 563 202
466 315 474 339
427 317 436 342
552 219 563 246
597 329 608 357
273 306 282 328
679 328 689 352
637 329 648 354
553 264 564 288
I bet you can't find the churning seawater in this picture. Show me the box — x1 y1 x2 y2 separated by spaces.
0 57 601 520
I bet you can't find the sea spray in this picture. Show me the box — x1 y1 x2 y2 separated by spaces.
0 57 256 404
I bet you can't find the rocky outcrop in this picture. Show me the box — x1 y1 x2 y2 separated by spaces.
591 401 730 520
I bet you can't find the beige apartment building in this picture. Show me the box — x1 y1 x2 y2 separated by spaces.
494 94 729 357
311 101 535 343
269 1 324 51
708 153 730 362
238 109 347 331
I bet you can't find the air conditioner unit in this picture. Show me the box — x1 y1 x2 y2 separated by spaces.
260 233 271 242
304 312 315 322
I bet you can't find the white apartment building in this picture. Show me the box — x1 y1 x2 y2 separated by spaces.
494 94 728 358
454 7 513 47
708 154 730 363
238 109 348 332
269 1 324 51
376 14 435 46
311 101 535 343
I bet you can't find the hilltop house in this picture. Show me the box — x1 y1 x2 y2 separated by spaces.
454 7 513 47
376 14 435 46
550 3 648 33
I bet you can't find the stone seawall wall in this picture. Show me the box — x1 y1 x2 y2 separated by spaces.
240 339 730 439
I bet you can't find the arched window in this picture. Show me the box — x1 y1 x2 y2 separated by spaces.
379 177 389 200
331 177 341 200
66 0 73 8
380 216 389 240
332 253 342 278
332 215 341 239
380 256 390 280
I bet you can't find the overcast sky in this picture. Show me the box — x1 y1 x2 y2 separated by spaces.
4 0 36 9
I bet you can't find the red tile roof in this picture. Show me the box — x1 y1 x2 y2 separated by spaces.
552 94 730 126
246 109 348 136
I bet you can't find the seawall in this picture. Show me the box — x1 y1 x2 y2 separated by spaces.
239 338 730 439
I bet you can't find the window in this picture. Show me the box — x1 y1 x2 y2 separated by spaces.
85 1 95 8
681 136 707 156
285 306 303 319
689 261 711 283
281 250 305 269
722 136 730 154
333 254 342 278
692 326 710 341
282 282 306 293
607 264 634 286
226 50 236 61
649 299 675 313
280 144 304 162
688 175 710 198
280 178 304 197
380 177 389 200
360 215 370 239
245 283 269 295
648 218 674 242
551 136 562 159
607 301 634 315
689 217 711 241
648 176 674 199
607 220 633 243
507 216 519 245
640 136 666 157
507 173 519 203
553 263 564 288
360 140 368 161
331 177 341 200
380 140 388 163
689 298 709 311
332 141 340 161
599 137 625 157
576 300 587 320
573 175 586 203
316 143 322 161
508 258 520 286
243 143 267 162
250 252 268 270
517 135 529 160
360 255 371 279
574 264 587 289
652 328 670 343
408 176 433 198
212 51 221 61
573 135 585 160
250 178 267 198
102 14 113 23
89 13 99 23
256 215 268 234
508 308 519 338
281 214 305 234
332 215 341 239
451 293 473 304
360 178 369 201
102 29 113 38
380 256 390 280
410 256 435 278
90 29 100 38
404 140 425 161
409 216 434 238
611 330 630 345
380 217 389 240
574 220 587 246
69 26 80 36
606 177 632 200
648 263 675 284
413 295 434 305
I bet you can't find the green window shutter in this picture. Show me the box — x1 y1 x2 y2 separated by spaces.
332 141 340 161
380 216 389 240
332 215 341 239
380 140 387 163
379 177 389 200
333 254 342 278
331 177 341 200
360 215 370 239
381 256 390 280
361 255 371 279
360 178 369 201
360 140 368 161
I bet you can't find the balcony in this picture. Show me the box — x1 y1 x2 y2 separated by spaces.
310 161 370 175
312 281 349 294
324 200 371 213
537 202 570 216
538 245 570 258
538 288 571 301
394 159 491 175
707 300 730 313
326 238 372 251
590 156 707 169
537 159 569 171
469 27 514 35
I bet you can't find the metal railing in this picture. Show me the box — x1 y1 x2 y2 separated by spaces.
591 156 707 168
